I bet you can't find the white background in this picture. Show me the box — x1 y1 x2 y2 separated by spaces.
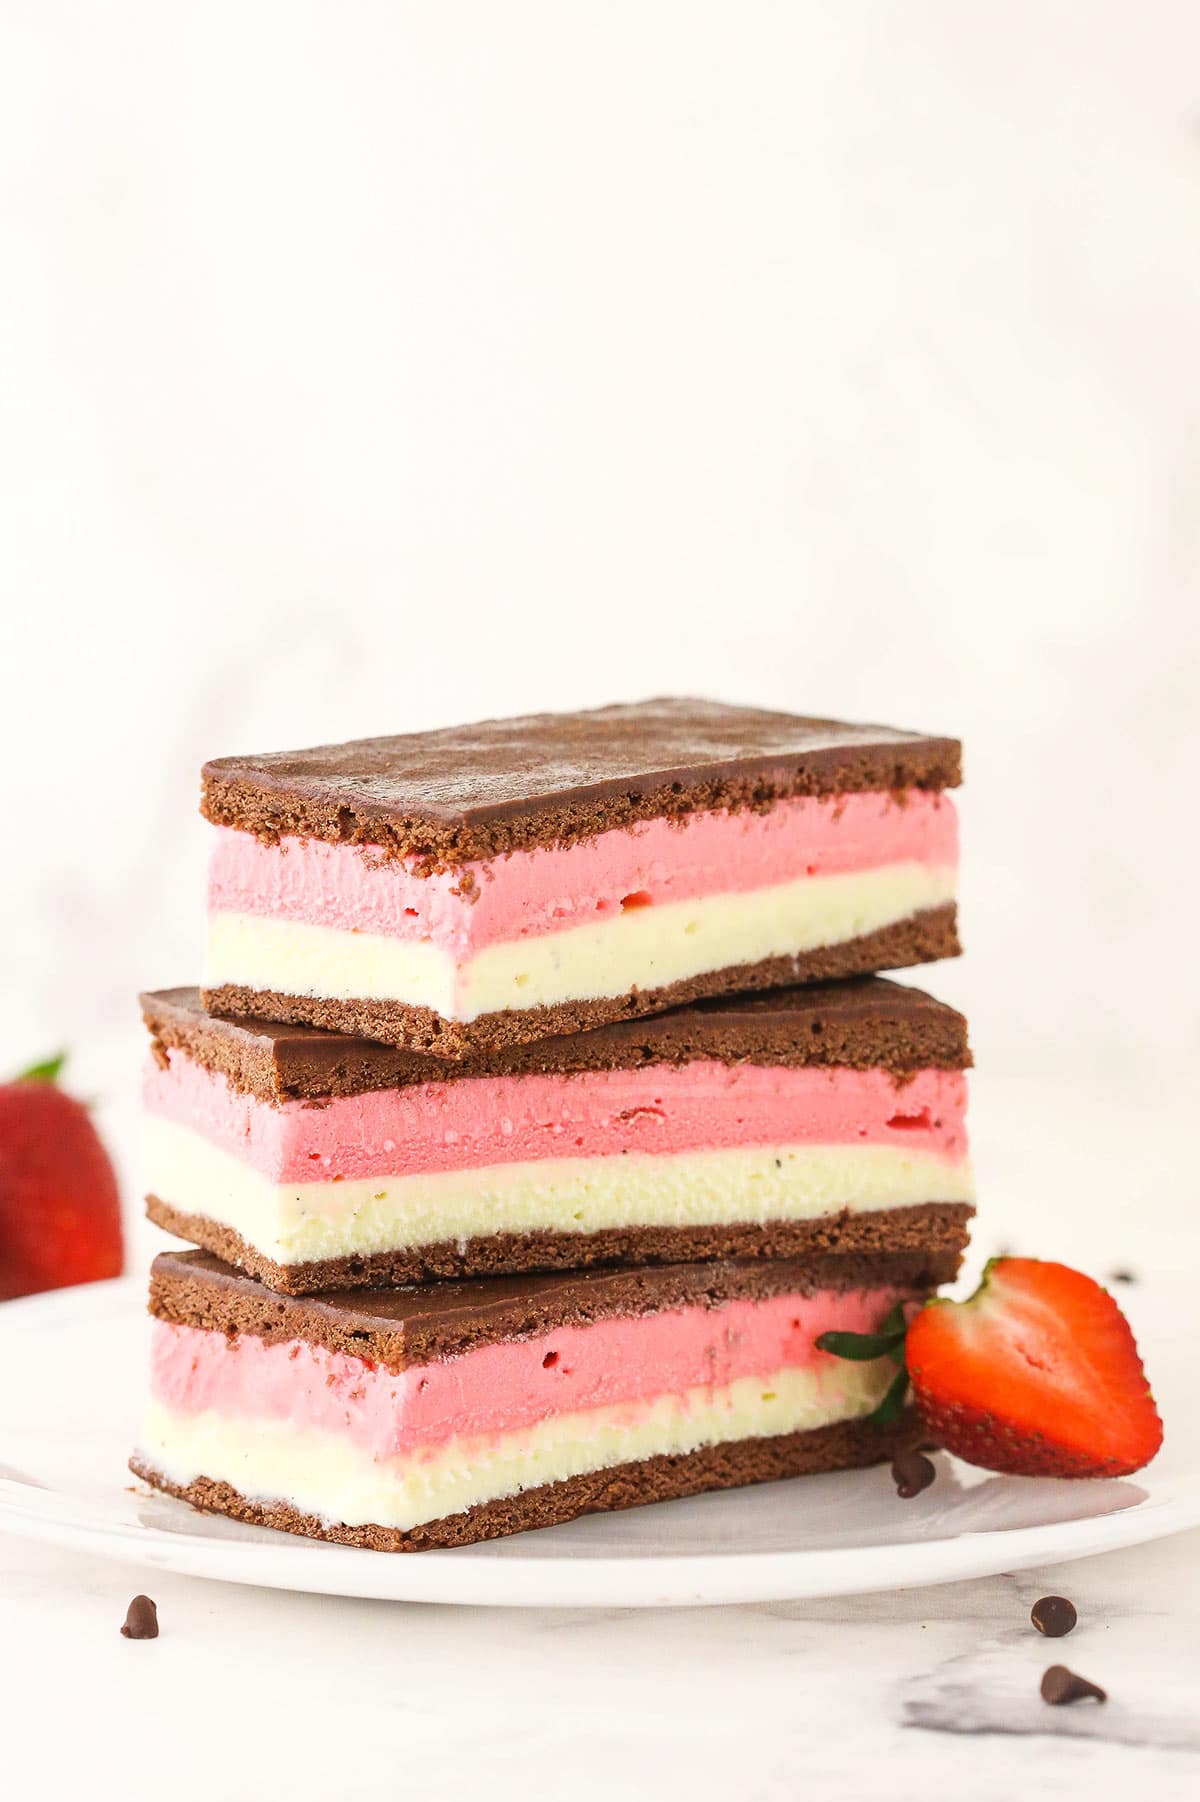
2 10 1200 1796
3 0 1198 1094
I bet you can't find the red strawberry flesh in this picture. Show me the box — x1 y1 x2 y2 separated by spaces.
906 1258 1162 1478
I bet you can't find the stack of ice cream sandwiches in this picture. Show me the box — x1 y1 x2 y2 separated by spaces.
131 699 973 1551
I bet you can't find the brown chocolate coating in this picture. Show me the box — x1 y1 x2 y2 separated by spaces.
146 1196 972 1295
201 697 961 866
147 1246 959 1371
144 972 970 1102
130 1411 918 1553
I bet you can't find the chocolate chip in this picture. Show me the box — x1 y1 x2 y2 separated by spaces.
1031 1595 1077 1638
891 1448 936 1499
120 1595 159 1640
1040 1665 1105 1706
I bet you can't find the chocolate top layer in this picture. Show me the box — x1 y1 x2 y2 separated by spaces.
141 977 970 1103
148 1246 956 1369
201 697 961 865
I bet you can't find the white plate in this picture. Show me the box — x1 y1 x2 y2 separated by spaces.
2 1275 1195 1607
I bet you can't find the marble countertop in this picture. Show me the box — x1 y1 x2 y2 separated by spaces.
5 1527 1198 1800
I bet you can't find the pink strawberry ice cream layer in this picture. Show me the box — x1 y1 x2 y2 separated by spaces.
206 789 957 955
142 1053 968 1182
148 1286 902 1459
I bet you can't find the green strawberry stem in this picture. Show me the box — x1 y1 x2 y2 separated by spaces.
816 1299 913 1425
14 1051 67 1084
867 1366 911 1426
814 1327 905 1362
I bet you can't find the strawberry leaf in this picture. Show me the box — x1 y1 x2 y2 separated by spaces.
15 1051 68 1084
866 1366 910 1426
816 1326 907 1361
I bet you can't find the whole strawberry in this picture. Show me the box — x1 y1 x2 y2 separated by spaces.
818 1257 1162 1479
0 1053 124 1301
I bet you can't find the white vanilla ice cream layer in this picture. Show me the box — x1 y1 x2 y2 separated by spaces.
205 862 956 1020
143 1117 973 1264
139 1360 891 1531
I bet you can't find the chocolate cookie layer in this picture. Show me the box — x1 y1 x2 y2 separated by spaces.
201 904 961 1059
202 697 961 867
146 1197 973 1295
147 973 970 1103
147 1246 961 1371
130 1412 918 1554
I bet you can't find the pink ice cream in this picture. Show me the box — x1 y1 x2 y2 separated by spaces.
143 1052 969 1183
148 1285 904 1458
206 788 957 954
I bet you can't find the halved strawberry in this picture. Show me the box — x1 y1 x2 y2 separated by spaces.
0 1052 124 1301
818 1258 1162 1479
